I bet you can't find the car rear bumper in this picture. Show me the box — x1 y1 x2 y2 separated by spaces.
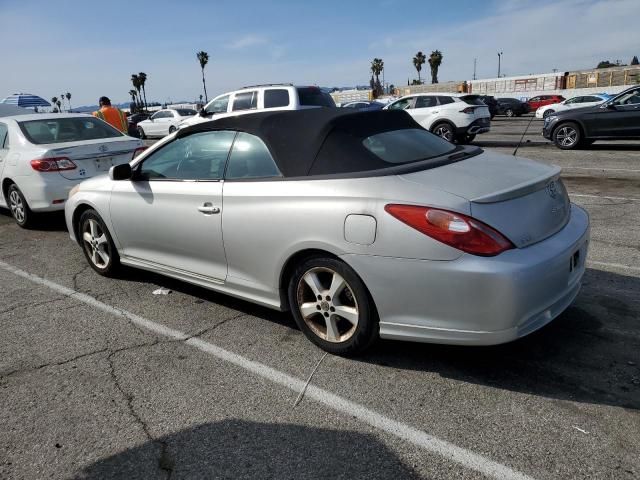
342 204 589 346
458 118 491 136
14 175 77 212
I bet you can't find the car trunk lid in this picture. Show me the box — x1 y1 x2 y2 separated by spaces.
399 151 570 248
44 137 142 180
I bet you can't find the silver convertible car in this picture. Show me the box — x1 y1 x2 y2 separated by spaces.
65 109 589 355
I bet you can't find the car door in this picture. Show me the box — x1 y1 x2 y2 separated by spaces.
109 130 236 282
407 96 438 128
146 111 163 135
584 88 640 137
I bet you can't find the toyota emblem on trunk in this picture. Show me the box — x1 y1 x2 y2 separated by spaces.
546 180 558 198
98 145 108 153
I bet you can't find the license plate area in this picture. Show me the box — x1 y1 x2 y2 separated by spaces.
95 157 113 171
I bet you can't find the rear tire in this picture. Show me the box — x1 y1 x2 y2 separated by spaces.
79 209 120 276
7 184 34 229
505 108 514 117
169 126 177 134
553 122 582 150
137 126 147 139
432 122 455 143
288 256 378 356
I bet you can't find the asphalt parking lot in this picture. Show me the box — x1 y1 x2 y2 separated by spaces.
1 116 639 479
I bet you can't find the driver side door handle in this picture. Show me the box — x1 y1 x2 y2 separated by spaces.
198 202 220 215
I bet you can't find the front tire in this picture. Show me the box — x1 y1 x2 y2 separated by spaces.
553 122 582 150
543 109 554 119
137 126 147 139
7 184 34 228
458 133 476 144
168 126 177 134
505 108 514 117
288 256 378 355
79 210 120 276
432 122 455 143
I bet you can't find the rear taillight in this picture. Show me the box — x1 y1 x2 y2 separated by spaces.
30 157 77 172
384 204 514 256
132 146 148 159
460 106 476 114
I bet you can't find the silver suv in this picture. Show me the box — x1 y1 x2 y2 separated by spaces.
179 84 335 129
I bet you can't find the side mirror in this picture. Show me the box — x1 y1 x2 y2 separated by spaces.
606 103 617 110
199 109 208 117
109 163 132 181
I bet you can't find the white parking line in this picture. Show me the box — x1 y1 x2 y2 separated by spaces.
563 166 640 173
571 193 640 202
0 259 534 480
587 260 640 273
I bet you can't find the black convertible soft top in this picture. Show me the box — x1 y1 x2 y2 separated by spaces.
177 108 447 178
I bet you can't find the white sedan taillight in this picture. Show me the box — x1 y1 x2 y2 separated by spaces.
30 157 77 172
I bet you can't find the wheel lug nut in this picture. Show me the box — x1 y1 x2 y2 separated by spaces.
330 306 335 312
316 305 321 310
317 295 322 300
325 295 331 301
323 312 329 317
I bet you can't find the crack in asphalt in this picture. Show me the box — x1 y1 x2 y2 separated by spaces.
0 347 111 380
0 296 68 316
72 264 92 291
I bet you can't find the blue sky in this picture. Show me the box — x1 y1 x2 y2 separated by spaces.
1 0 638 106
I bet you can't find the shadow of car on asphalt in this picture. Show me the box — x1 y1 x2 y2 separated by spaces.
115 265 640 412
76 420 418 479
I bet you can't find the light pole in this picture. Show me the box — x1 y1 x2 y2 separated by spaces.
473 58 477 80
497 51 503 78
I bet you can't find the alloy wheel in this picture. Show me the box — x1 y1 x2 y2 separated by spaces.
506 109 514 117
296 267 359 343
556 126 578 147
9 190 25 224
82 218 111 269
434 125 453 142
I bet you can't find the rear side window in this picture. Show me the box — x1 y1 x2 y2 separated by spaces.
583 96 603 102
19 117 122 144
460 95 485 105
437 96 455 105
226 132 280 179
176 109 197 116
296 88 336 107
232 91 258 111
0 122 8 149
414 96 436 108
264 89 290 108
362 128 455 164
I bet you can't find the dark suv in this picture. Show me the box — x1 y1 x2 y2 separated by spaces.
476 95 498 118
542 85 640 149
495 98 530 117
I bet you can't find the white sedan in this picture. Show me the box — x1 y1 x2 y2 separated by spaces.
535 94 611 118
137 108 197 138
0 113 144 227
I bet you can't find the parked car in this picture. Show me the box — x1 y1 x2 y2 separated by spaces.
65 109 588 355
535 94 611 119
384 93 490 143
495 98 530 117
137 108 197 138
543 85 640 149
476 95 498 118
179 84 336 129
126 112 150 137
0 113 144 227
528 95 565 112
341 101 385 111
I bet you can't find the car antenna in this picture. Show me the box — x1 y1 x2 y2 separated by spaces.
512 112 538 156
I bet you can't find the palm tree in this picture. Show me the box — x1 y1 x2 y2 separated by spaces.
370 58 384 97
51 96 59 113
131 74 143 109
138 72 148 111
65 92 72 112
428 50 443 84
56 99 62 112
197 51 209 102
413 51 426 84
59 93 66 111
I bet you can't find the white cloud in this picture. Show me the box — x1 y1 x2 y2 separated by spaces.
226 35 268 49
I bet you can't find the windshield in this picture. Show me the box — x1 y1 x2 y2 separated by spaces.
362 128 456 164
19 117 123 144
297 88 336 107
176 109 197 116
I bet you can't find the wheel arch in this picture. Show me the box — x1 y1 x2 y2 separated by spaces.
2 177 15 203
430 118 456 131
71 203 98 243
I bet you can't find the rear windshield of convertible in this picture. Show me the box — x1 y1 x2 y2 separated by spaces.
361 128 455 164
